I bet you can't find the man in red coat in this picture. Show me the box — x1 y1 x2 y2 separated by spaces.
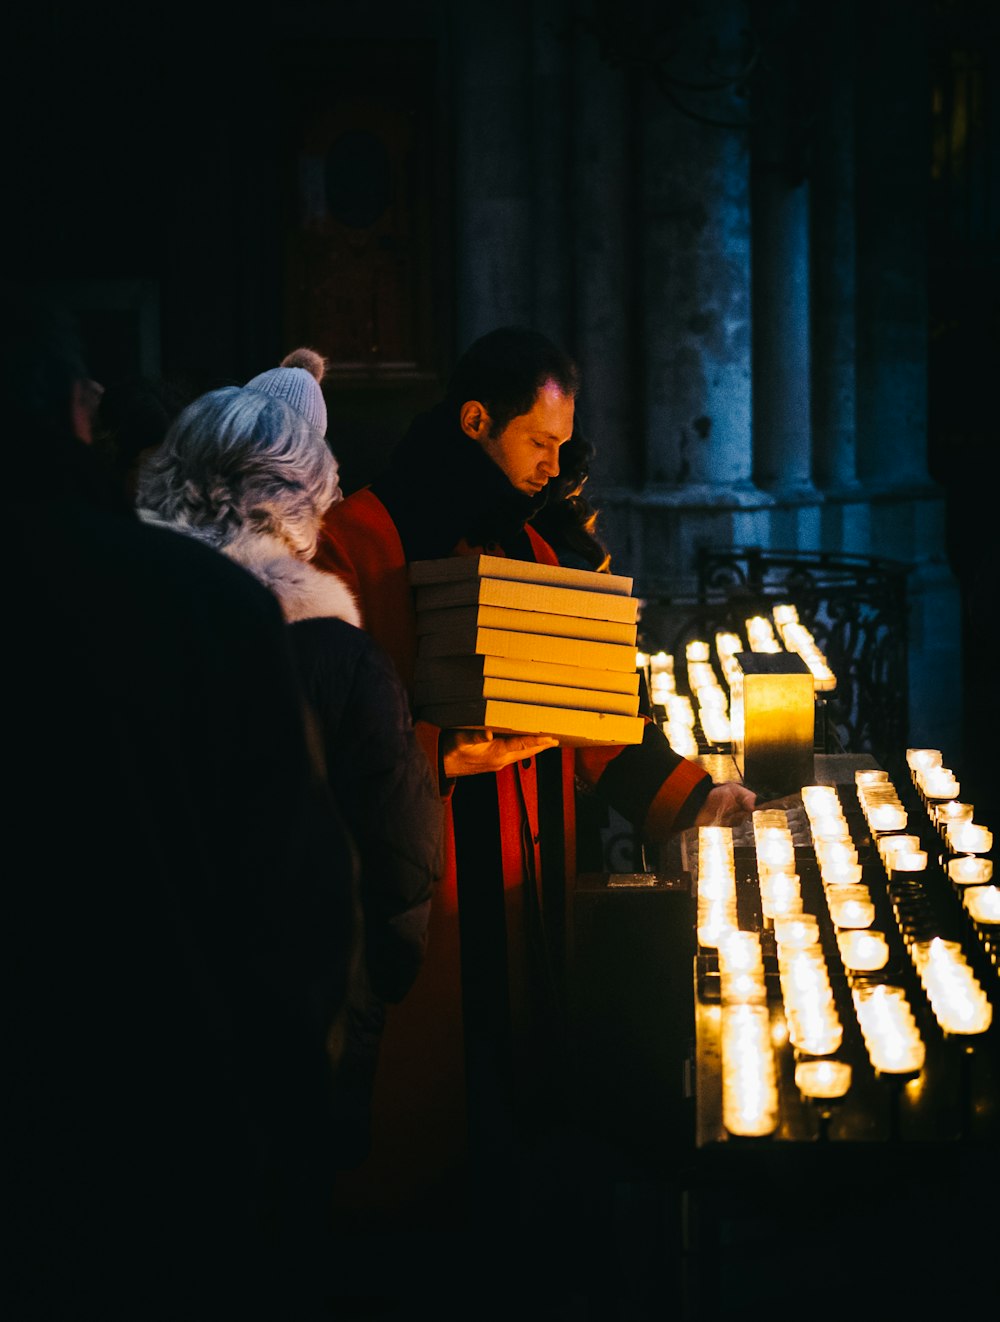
315 326 756 1226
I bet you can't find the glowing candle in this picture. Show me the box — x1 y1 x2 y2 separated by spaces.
773 916 820 948
879 834 923 868
795 1059 852 1100
947 823 993 855
855 768 889 786
906 748 942 772
935 800 973 830
829 897 876 929
815 840 860 873
919 767 960 799
868 803 908 833
948 856 993 886
963 885 1000 924
838 929 890 972
888 850 928 875
820 860 865 887
648 650 673 674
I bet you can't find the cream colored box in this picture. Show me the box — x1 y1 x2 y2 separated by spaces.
730 652 815 797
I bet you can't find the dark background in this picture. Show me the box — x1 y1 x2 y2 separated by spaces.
8 0 999 811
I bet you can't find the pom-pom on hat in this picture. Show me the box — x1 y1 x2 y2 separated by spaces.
244 347 328 435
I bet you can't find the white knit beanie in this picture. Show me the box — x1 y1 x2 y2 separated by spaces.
244 347 328 435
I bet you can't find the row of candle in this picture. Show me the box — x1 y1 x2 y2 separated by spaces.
800 782 929 1075
906 747 994 861
748 814 851 1101
854 768 993 1036
903 746 996 977
772 605 837 691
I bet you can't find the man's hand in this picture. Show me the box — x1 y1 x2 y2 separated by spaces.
694 782 758 827
441 728 559 778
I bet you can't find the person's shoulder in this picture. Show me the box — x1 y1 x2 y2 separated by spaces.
73 501 286 625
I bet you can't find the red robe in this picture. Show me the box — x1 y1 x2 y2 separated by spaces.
314 484 710 1222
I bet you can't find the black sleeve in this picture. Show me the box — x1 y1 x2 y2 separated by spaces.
291 617 444 1003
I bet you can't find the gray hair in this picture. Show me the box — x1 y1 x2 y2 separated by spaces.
135 386 340 557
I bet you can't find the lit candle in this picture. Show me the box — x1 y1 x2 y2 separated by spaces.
947 823 993 855
948 856 993 886
829 897 876 929
906 748 942 772
856 768 889 786
888 850 928 874
820 860 865 887
838 929 890 972
963 885 1000 924
868 803 908 833
878 834 923 868
773 916 820 948
795 1059 852 1099
919 766 960 799
935 800 973 829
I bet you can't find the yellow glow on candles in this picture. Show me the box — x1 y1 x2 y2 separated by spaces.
918 766 960 799
772 603 798 625
935 800 973 827
911 939 993 1035
635 649 649 669
718 930 763 973
648 650 673 674
948 856 993 885
815 840 859 869
869 803 908 832
855 768 889 786
963 885 1000 924
838 929 889 972
803 783 842 806
663 722 698 756
852 985 925 1074
760 871 802 918
686 639 710 662
811 814 851 842
696 909 737 949
666 695 696 727
757 833 795 870
888 850 928 873
795 1059 852 1099
820 860 864 886
906 747 942 771
829 897 876 929
948 823 993 855
773 916 820 948
650 674 675 703
721 970 767 1004
721 1004 779 1137
879 834 923 867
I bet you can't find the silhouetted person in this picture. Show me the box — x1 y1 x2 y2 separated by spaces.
7 286 359 1321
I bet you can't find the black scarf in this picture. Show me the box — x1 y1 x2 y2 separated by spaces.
371 402 550 562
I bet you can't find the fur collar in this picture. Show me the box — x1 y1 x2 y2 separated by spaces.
222 531 362 627
137 513 361 627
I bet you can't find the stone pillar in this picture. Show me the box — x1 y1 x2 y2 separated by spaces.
452 1 534 347
569 5 636 489
749 0 817 504
809 0 869 550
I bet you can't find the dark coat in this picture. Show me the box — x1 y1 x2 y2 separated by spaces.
140 524 445 1170
10 438 359 1320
